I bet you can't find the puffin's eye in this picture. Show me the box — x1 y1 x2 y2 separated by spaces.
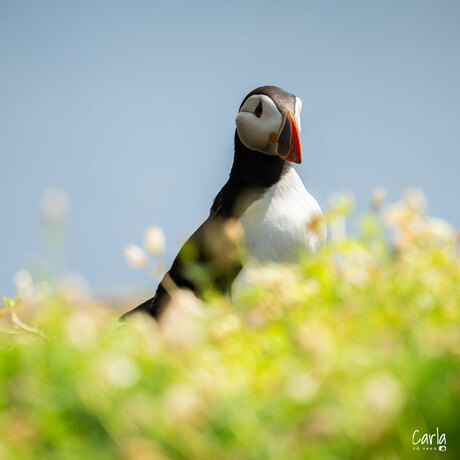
253 101 263 118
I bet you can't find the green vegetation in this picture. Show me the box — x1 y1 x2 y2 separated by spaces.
1 190 459 459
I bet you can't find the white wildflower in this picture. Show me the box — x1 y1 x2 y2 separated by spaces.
144 226 166 255
123 244 148 268
13 270 34 300
286 372 319 402
364 372 405 416
102 355 140 389
422 217 455 243
163 384 204 423
39 187 69 223
160 289 204 347
403 187 427 215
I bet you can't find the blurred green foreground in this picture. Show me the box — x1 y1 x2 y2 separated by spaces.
1 190 459 460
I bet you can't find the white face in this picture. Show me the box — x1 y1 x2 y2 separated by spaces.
235 94 302 155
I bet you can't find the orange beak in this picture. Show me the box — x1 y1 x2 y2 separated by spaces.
277 111 302 164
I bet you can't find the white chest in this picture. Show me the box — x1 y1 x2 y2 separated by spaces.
238 167 325 263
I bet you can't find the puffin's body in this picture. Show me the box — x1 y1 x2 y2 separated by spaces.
122 86 324 320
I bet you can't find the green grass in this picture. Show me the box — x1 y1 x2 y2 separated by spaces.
1 191 459 459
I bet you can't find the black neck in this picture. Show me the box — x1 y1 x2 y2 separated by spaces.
229 131 288 187
211 131 289 217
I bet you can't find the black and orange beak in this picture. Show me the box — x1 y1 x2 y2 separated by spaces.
277 111 302 164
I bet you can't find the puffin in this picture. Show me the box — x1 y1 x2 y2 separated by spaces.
122 85 324 320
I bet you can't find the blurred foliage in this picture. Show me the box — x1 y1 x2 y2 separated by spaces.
1 189 459 460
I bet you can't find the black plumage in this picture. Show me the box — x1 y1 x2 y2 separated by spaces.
121 85 298 320
121 133 290 320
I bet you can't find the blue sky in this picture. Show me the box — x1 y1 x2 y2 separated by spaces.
1 0 459 296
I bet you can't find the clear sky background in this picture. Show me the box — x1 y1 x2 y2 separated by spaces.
1 0 459 297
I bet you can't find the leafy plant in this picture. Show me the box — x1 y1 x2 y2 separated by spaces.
1 190 459 459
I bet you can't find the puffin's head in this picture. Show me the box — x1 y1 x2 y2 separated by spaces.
235 85 302 164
